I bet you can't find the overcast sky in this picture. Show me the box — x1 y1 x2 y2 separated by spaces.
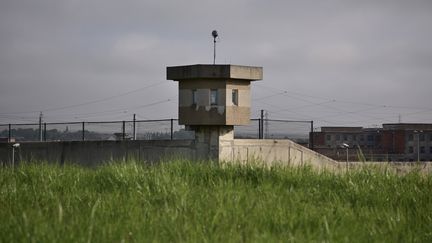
1 0 432 129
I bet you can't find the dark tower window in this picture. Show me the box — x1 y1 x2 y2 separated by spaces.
232 89 238 106
210 89 218 105
192 89 197 105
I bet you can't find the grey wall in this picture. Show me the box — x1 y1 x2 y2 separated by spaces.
0 140 199 167
219 139 339 171
1 138 430 174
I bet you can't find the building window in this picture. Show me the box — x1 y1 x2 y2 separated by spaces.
210 89 218 106
430 134 432 141
430 147 432 153
419 134 425 141
360 135 364 141
408 146 414 153
353 135 357 141
367 135 373 142
192 89 197 105
420 146 425 153
326 135 331 141
336 135 340 141
343 135 347 141
408 134 413 141
232 89 238 106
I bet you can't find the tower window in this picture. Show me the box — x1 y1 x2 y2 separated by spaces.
192 89 197 105
210 89 218 105
232 89 238 106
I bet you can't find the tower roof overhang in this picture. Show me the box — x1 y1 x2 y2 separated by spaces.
167 64 263 81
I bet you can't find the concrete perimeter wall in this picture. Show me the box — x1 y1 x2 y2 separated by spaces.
219 139 339 171
1 139 430 174
1 138 339 169
0 140 199 167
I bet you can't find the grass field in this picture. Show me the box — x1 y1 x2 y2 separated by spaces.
1 161 431 242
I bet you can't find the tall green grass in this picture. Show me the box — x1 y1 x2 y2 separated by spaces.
1 160 431 242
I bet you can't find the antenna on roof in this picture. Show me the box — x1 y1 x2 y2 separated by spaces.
212 30 218 64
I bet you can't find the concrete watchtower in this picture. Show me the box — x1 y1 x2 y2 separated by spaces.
167 64 263 159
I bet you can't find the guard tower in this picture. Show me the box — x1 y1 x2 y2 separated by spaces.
167 64 263 159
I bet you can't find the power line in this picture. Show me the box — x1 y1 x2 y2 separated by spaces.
253 83 432 126
0 81 170 115
70 98 173 120
254 83 432 111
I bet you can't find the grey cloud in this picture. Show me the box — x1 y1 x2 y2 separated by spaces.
1 0 431 126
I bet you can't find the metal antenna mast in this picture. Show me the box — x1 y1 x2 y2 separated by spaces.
212 30 218 64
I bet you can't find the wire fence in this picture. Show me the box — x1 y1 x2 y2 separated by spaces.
0 118 314 147
234 119 313 147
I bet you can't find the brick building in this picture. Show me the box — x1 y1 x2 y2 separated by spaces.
312 123 432 162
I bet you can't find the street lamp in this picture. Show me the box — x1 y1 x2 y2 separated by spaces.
341 143 350 170
12 143 20 170
414 130 423 162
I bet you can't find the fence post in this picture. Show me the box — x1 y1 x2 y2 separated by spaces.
82 122 85 141
310 120 314 150
260 110 264 139
133 114 136 140
43 123 47 141
170 119 174 140
8 124 11 142
122 121 126 140
39 113 43 142
258 118 261 139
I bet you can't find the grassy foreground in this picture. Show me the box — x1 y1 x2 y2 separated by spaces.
1 161 431 242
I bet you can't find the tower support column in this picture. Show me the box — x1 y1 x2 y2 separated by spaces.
189 125 234 160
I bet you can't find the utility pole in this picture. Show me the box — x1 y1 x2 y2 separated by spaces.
414 130 423 162
38 112 43 142
122 121 126 140
417 133 419 162
310 121 314 150
8 124 11 142
82 122 85 141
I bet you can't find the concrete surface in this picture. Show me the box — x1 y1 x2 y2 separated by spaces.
1 138 430 174
219 139 339 171
167 64 263 81
169 65 260 126
0 140 197 167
